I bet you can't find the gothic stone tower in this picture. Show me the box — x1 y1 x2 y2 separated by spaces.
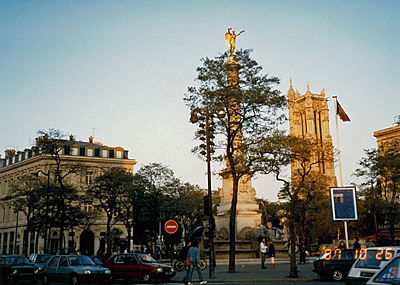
288 79 337 187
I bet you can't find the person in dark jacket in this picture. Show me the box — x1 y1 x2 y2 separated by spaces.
181 240 191 285
268 240 276 269
299 240 306 264
187 240 207 285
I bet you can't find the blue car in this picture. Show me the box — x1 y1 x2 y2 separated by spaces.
29 253 54 273
0 255 40 284
42 255 111 285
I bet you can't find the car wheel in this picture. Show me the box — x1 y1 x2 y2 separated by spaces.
332 269 344 282
70 274 80 285
143 272 152 283
43 274 51 285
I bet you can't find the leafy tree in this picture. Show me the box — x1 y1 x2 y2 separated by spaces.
117 172 145 251
3 175 46 254
262 135 334 277
170 182 206 237
86 167 133 257
133 163 180 250
185 49 286 272
354 139 400 243
36 128 80 253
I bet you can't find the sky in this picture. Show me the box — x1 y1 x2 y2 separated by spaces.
1 0 399 202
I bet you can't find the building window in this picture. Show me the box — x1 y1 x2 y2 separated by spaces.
9 232 14 254
29 231 35 254
87 148 94 157
102 149 108 157
86 172 93 185
115 151 122 158
83 203 93 213
2 232 7 254
0 207 4 222
71 147 78 155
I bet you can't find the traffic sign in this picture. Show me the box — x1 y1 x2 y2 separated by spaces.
164 220 178 234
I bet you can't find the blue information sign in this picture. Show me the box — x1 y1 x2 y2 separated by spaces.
329 187 358 221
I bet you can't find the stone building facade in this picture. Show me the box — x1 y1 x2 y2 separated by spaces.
0 135 136 256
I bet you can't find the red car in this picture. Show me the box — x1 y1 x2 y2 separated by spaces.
103 253 176 283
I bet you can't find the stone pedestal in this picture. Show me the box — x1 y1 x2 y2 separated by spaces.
215 173 262 240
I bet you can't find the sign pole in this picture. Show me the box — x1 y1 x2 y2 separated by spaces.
333 96 349 248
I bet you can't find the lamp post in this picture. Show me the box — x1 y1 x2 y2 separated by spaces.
190 107 226 279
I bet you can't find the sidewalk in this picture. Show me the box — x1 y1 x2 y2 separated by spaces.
170 258 320 283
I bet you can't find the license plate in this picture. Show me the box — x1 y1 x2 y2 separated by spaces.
361 272 374 277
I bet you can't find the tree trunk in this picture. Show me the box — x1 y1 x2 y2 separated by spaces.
289 193 298 278
229 175 239 273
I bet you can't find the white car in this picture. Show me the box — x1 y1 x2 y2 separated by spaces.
346 247 400 285
366 254 400 284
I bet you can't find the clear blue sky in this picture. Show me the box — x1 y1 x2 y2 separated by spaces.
1 0 399 201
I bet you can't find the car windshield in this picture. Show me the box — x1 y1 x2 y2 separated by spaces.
36 255 52 263
68 256 95 266
135 253 156 263
355 248 395 269
6 257 30 265
373 257 400 283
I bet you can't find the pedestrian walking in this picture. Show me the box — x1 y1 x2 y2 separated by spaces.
299 240 306 264
260 237 268 269
338 240 346 249
187 240 207 285
353 237 361 249
366 238 375 248
285 239 299 273
181 240 191 285
268 240 275 269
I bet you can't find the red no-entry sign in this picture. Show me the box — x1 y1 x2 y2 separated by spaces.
164 220 178 234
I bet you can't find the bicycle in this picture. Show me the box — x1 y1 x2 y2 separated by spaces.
174 258 207 271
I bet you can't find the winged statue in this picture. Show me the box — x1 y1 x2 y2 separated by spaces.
225 28 245 56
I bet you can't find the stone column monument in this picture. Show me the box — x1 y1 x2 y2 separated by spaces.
214 29 262 242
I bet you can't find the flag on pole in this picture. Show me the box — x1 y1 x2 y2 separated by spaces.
337 100 351 122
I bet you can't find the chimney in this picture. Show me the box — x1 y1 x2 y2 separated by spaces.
5 149 16 158
89 135 94 144
69 134 74 142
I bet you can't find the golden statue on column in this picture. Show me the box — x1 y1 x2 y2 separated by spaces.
225 28 245 56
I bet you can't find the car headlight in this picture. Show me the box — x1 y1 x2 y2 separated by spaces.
171 268 175 272
11 269 18 275
105 269 111 274
81 270 92 274
34 269 40 274
156 267 164 273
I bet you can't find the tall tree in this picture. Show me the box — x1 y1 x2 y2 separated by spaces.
36 129 80 253
86 167 133 257
134 163 180 250
260 135 334 277
185 49 286 272
354 139 400 243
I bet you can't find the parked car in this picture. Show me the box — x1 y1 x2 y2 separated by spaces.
314 248 363 281
366 254 400 284
103 252 176 283
89 256 104 266
42 255 111 285
29 253 54 272
346 246 400 285
0 255 40 284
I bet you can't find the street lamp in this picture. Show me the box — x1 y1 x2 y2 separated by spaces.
190 107 226 279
